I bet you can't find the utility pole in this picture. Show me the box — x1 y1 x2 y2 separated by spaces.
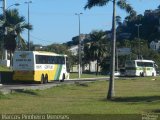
2 0 7 61
135 24 142 59
116 48 118 71
25 1 32 51
75 13 83 79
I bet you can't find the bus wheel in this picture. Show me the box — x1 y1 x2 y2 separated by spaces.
141 72 144 77
41 75 45 84
60 74 65 82
140 72 142 77
44 75 48 84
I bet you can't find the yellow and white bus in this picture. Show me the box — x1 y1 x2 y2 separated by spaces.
125 59 157 77
13 51 69 83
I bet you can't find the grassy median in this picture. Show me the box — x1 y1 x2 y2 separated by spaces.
0 65 10 71
0 77 160 115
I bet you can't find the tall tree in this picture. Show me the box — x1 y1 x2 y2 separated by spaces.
0 9 32 66
1 9 32 50
85 0 135 100
4 33 16 66
83 43 92 72
116 16 122 26
89 30 107 75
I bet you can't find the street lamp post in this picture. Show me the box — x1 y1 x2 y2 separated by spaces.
135 24 142 59
25 1 32 51
7 3 20 9
75 13 83 79
2 0 7 61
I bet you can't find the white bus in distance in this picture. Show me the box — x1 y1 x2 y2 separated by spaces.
125 59 157 77
13 51 69 83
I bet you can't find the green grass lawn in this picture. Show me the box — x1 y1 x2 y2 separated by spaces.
0 65 10 71
0 77 160 116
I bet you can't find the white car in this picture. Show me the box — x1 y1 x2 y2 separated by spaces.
114 71 121 76
107 71 121 76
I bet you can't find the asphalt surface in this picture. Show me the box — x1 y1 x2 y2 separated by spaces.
0 77 109 94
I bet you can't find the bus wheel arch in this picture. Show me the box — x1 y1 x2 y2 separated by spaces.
60 73 65 82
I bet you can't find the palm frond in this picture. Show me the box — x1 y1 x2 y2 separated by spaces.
117 0 136 14
15 22 32 34
5 9 32 34
84 0 111 9
17 34 27 50
6 9 24 25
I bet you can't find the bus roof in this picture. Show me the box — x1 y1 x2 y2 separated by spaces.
126 59 155 63
14 51 67 57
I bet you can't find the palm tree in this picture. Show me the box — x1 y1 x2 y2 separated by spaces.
89 30 107 75
0 9 32 66
85 0 135 100
3 9 32 50
4 33 16 67
83 43 92 72
116 16 122 26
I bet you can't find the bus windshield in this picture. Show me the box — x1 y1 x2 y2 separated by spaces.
125 61 135 67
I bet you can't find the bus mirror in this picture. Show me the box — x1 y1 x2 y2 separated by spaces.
155 64 158 68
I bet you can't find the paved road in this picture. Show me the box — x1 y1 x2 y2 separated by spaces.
0 77 109 94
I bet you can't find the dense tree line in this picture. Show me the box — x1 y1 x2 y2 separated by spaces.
1 3 160 75
64 4 160 74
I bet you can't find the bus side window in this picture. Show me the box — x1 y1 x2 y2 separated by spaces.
40 56 44 64
52 56 55 64
59 57 65 64
41 56 45 64
36 55 42 64
58 57 61 64
46 56 50 64
54 56 57 64
62 57 65 64
42 56 48 64
48 56 51 64
46 56 49 64
57 57 60 64
36 55 39 64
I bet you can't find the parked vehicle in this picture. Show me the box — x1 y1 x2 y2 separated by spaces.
114 71 121 76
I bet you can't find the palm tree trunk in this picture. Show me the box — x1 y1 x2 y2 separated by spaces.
96 59 99 76
9 51 12 69
107 0 116 100
89 62 91 73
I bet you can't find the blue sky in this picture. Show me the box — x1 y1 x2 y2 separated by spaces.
2 0 160 45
